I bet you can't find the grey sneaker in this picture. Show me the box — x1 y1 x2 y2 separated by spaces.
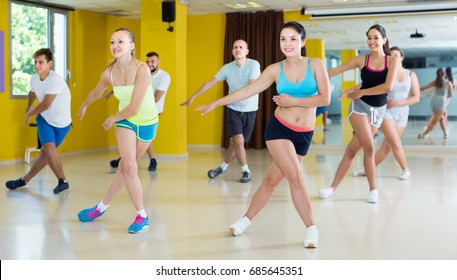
229 216 251 236
208 167 224 179
239 171 251 183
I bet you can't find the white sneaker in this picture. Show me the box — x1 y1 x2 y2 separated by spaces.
418 133 429 139
399 168 411 180
353 168 366 177
319 187 334 199
367 189 378 203
229 216 251 236
304 225 318 248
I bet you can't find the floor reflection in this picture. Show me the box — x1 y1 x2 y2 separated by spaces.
313 117 457 147
1 133 457 260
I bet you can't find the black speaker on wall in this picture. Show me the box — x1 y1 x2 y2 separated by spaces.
162 1 175 23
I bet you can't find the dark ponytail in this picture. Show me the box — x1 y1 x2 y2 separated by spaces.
366 24 390 55
282 21 307 57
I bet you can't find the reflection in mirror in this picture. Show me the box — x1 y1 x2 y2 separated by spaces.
302 13 457 146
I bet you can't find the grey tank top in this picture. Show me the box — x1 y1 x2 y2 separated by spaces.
434 86 448 98
387 69 411 114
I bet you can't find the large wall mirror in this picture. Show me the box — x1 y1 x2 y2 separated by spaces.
300 12 457 147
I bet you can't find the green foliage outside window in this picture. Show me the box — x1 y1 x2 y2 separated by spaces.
11 3 48 96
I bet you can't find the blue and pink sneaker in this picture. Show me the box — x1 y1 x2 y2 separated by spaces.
128 215 149 234
78 205 105 222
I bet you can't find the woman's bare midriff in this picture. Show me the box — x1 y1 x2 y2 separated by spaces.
275 106 316 129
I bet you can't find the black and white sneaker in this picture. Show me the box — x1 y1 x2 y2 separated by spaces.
208 167 224 179
239 171 251 183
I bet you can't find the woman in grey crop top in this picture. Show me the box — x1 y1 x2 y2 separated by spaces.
419 68 454 139
197 21 331 248
353 47 420 180
319 24 400 204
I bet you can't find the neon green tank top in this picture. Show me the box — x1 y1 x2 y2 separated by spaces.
110 62 158 125
113 85 158 125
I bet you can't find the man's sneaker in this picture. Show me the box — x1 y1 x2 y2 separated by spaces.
128 215 149 234
148 159 157 172
367 189 379 203
399 168 411 180
208 167 224 179
53 180 69 194
304 225 318 248
78 205 105 222
5 178 26 190
319 187 334 199
229 216 251 236
239 171 251 183
110 157 121 168
353 168 366 177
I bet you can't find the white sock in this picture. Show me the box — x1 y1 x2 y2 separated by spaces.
137 209 147 218
220 162 229 171
97 201 109 212
241 165 250 173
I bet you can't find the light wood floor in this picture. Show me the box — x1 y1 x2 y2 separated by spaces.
1 136 457 260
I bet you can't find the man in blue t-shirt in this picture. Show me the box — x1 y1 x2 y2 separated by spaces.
181 39 261 183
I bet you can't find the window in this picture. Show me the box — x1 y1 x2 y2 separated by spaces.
9 1 68 97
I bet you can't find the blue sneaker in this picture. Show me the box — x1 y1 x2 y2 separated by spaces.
78 205 105 222
128 215 149 234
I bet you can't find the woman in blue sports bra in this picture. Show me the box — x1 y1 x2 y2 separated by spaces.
319 24 400 204
197 21 331 248
76 28 158 234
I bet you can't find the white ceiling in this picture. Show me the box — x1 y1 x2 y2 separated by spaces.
26 0 457 58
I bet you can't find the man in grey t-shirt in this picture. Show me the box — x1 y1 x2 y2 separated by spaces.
181 39 261 183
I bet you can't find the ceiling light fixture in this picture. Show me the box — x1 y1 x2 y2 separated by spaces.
224 2 263 9
305 2 457 18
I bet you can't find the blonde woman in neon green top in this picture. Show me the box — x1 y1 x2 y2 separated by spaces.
76 28 158 234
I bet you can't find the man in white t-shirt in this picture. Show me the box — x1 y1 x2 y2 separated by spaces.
180 39 261 183
109 52 171 171
5 48 72 194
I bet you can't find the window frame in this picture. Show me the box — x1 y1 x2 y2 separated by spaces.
8 0 69 99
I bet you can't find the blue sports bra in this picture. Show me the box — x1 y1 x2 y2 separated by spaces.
276 58 318 98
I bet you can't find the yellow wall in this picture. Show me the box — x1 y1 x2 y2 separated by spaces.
69 11 141 151
186 14 226 145
284 10 312 22
0 0 21 161
0 1 326 161
141 0 188 155
0 0 140 161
